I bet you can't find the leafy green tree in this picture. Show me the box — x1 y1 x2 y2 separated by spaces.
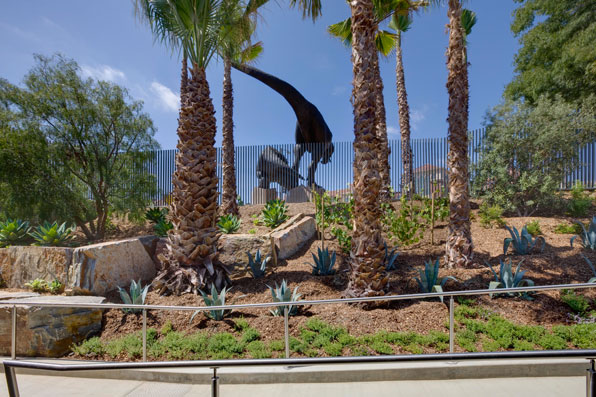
0 54 159 240
472 95 596 216
506 0 596 105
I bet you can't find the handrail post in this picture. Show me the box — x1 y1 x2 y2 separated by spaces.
142 309 147 362
588 359 595 397
284 306 290 359
211 367 219 397
11 305 17 359
449 296 454 353
4 364 20 397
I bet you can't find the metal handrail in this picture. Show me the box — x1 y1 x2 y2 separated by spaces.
4 351 596 397
4 282 595 312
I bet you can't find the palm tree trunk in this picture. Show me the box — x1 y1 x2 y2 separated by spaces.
180 55 188 99
444 0 473 268
155 65 228 295
396 34 414 198
220 57 239 216
372 48 392 202
345 0 388 299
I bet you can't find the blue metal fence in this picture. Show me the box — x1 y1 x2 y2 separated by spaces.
143 128 596 206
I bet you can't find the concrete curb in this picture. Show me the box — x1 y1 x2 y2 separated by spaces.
0 357 591 385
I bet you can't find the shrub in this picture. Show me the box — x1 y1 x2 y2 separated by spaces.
217 214 241 234
330 226 352 253
25 278 48 293
245 250 270 279
381 198 424 247
48 280 64 294
29 221 76 246
561 290 591 316
268 279 301 316
153 219 173 237
554 222 582 235
0 219 31 246
478 203 505 228
117 280 149 313
261 199 288 229
525 220 542 237
567 181 591 217
309 247 337 276
503 225 545 255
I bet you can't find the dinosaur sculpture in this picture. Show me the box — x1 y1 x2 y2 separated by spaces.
232 63 334 189
256 146 303 191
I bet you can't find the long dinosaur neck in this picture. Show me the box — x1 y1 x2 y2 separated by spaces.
232 62 309 114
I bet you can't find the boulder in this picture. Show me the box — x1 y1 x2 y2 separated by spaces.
218 234 273 267
69 238 156 295
0 246 72 288
252 187 277 204
285 186 313 203
0 295 105 357
0 292 40 301
271 215 316 259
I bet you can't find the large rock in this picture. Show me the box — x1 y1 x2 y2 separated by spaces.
0 295 105 357
0 246 72 288
285 186 313 203
218 234 273 267
271 215 316 259
252 187 277 204
69 238 156 295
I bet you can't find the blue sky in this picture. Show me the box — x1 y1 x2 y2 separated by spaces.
0 1 520 150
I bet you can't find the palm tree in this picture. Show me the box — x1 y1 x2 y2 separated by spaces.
344 0 389 299
137 0 230 294
329 1 426 201
443 0 473 268
218 0 263 216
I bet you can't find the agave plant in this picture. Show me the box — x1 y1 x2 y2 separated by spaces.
217 214 241 234
268 279 301 316
117 280 149 313
384 243 399 271
580 254 596 283
414 259 456 302
153 219 173 237
0 219 31 246
503 225 545 255
145 207 168 224
29 221 76 246
193 285 229 321
309 247 337 276
261 199 288 229
571 217 596 250
246 249 270 279
484 258 534 298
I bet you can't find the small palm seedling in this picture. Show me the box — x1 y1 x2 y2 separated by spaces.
145 207 168 223
309 247 337 276
261 199 288 229
503 225 545 255
268 279 301 316
571 217 596 250
0 219 31 246
29 221 76 246
384 243 399 271
580 254 596 283
484 258 534 298
117 280 149 313
25 278 49 293
193 285 229 321
246 250 270 279
153 219 173 237
217 214 241 234
413 259 456 302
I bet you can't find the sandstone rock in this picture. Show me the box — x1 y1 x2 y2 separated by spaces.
286 186 313 203
0 292 40 300
138 235 160 260
69 238 156 295
218 234 273 267
0 295 105 357
0 246 72 288
271 216 316 259
252 187 277 204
